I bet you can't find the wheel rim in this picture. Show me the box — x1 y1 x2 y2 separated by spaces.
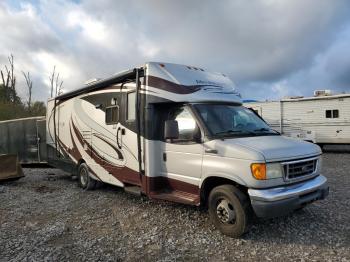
216 198 236 224
80 168 88 186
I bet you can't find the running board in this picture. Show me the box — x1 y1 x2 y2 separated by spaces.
124 186 141 196
151 190 200 206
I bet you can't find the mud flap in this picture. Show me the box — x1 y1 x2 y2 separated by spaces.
0 154 24 181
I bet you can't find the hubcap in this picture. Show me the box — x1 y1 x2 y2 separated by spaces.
80 168 88 186
216 199 236 224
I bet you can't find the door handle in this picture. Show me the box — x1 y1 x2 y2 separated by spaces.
205 149 218 154
163 152 167 162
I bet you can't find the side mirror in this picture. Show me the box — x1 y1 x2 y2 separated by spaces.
193 125 202 143
95 104 103 109
164 120 179 140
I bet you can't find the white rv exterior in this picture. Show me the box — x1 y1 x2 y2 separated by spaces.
245 94 350 144
47 62 328 237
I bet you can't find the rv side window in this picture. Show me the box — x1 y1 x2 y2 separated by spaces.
105 105 119 124
127 92 136 121
333 109 339 118
325 109 339 118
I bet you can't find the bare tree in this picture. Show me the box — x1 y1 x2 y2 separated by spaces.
55 72 63 96
49 65 55 97
1 54 18 103
49 66 63 97
22 71 33 110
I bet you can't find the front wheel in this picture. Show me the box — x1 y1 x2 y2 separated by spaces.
78 163 96 190
208 185 252 237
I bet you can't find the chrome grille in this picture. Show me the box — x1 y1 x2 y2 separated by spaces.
283 158 318 180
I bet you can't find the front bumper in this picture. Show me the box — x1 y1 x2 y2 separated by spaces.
248 175 329 218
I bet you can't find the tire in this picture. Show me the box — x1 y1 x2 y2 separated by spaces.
78 163 96 190
208 185 252 237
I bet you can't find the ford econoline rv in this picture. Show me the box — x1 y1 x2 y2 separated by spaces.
47 62 329 237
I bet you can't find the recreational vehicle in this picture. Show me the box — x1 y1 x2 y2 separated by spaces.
244 93 350 145
47 62 329 237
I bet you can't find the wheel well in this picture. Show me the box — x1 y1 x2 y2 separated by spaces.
200 177 247 207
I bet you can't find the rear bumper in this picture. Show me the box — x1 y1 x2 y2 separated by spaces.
248 175 329 218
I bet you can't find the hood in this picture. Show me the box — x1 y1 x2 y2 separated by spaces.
209 135 321 162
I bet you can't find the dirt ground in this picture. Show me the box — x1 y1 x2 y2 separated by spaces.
0 153 349 261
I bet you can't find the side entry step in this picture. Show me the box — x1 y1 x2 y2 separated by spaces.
124 186 142 196
152 190 200 206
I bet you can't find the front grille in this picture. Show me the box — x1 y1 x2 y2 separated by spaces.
283 158 317 180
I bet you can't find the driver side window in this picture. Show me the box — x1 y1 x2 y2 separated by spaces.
168 107 199 142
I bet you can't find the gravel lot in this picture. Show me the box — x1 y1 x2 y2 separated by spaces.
0 153 349 261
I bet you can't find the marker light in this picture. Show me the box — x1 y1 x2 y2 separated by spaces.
251 163 266 180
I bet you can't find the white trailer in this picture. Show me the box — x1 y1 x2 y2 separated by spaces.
47 62 328 237
244 94 350 145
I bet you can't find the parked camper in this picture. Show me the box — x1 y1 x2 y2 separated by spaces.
47 62 329 237
244 93 350 145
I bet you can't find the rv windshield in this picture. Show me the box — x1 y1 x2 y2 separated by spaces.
193 104 279 138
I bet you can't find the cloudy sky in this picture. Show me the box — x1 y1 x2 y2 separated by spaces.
1 0 350 102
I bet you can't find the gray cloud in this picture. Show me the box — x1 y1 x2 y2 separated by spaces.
1 0 350 102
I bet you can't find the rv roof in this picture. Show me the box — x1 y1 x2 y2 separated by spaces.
53 62 241 104
281 93 350 102
145 62 241 104
244 93 350 104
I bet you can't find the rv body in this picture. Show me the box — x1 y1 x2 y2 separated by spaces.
47 62 328 237
245 94 350 145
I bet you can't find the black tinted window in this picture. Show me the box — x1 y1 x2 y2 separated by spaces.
325 109 339 118
333 109 339 118
105 106 119 124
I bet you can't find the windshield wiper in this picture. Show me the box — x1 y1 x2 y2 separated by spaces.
254 128 271 132
253 128 279 135
214 129 256 136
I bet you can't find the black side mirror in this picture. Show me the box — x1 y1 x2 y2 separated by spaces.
193 125 202 143
95 104 103 109
164 120 179 140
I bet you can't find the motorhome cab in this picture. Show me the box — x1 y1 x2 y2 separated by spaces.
47 62 329 237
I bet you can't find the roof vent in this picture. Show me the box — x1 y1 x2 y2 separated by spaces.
314 90 332 97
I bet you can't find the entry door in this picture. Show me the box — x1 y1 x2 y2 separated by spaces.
161 106 203 186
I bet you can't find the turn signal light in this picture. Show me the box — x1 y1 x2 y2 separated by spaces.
251 163 266 180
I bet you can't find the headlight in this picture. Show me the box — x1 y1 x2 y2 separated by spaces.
251 163 283 180
266 163 283 179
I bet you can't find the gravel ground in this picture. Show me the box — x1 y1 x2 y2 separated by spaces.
0 153 349 261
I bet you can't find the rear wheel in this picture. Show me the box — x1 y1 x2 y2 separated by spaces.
208 185 251 237
78 163 96 190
